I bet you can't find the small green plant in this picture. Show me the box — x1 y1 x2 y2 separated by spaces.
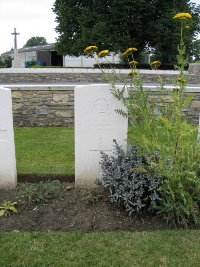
0 201 17 217
17 180 61 205
100 140 163 215
25 59 37 68
81 188 103 204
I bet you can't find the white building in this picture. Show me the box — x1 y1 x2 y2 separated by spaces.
1 44 121 68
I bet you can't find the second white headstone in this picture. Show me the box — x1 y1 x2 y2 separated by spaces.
75 84 128 187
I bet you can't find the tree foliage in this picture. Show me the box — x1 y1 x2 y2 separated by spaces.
53 0 200 64
147 1 200 64
0 56 12 68
23 36 48 48
191 38 200 62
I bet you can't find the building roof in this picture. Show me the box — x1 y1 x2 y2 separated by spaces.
1 43 56 57
18 43 56 53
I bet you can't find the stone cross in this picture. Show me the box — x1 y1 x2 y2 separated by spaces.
11 28 20 57
75 84 128 187
0 87 17 188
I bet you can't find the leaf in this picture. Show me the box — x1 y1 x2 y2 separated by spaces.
8 207 17 213
0 210 5 217
115 109 128 117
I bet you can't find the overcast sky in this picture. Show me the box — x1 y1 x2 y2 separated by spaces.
0 0 57 54
0 0 200 55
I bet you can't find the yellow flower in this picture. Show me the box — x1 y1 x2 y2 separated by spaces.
122 47 137 56
173 12 192 20
176 77 187 84
172 87 180 92
84 45 98 54
97 50 109 57
128 70 139 76
127 47 137 53
129 60 138 65
150 60 161 69
185 25 190 29
122 51 128 56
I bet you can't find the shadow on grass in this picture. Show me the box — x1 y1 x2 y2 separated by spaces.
17 173 75 183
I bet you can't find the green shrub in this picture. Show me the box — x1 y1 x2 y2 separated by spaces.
100 140 163 215
93 63 187 70
0 55 12 68
25 59 37 68
109 57 200 226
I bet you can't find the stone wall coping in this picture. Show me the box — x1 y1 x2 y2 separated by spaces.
189 63 200 66
0 68 181 75
143 85 200 93
4 84 200 93
4 84 75 91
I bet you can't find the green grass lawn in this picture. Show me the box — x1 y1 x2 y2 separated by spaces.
14 127 137 175
12 127 200 266
14 127 74 175
1 230 200 267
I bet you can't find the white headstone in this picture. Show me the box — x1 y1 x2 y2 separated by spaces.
75 84 128 187
0 87 17 188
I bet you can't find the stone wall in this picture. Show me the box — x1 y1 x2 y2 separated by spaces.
11 87 74 126
1 68 199 126
0 68 200 84
188 63 200 75
10 86 200 126
147 88 200 124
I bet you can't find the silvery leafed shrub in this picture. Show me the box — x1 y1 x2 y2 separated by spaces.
100 140 163 215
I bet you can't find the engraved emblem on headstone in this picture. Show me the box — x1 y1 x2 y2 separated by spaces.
93 98 109 113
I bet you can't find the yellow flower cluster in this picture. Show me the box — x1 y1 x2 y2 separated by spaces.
97 50 109 57
129 60 138 65
84 45 98 54
173 12 192 20
128 70 139 76
122 47 137 56
150 60 161 69
176 77 187 84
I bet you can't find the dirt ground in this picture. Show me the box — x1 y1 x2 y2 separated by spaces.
0 179 196 232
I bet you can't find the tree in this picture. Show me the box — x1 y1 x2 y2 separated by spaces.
0 56 12 68
0 57 4 67
190 38 200 62
53 0 200 65
3 56 12 68
23 36 48 47
146 1 200 64
53 0 155 56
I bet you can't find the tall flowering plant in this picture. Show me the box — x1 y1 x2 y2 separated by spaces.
84 12 200 226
